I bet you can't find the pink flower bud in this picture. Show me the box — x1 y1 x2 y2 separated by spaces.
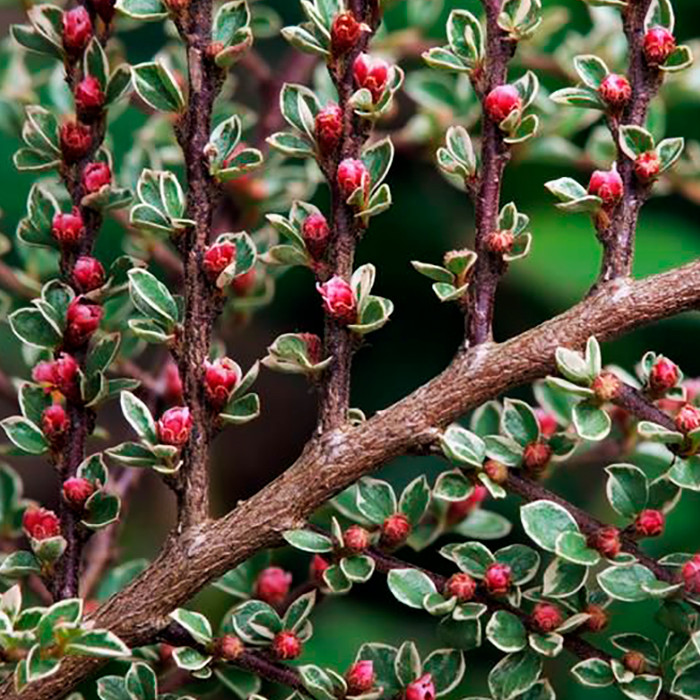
203 241 235 281
634 152 661 182
65 298 103 347
484 85 522 123
588 169 624 207
444 573 476 602
591 371 622 402
598 73 632 109
33 353 80 398
62 476 95 509
353 53 390 103
302 212 331 259
644 26 676 65
446 485 488 523
298 333 323 365
344 525 371 553
317 276 357 324
484 562 511 595
346 660 375 695
75 76 105 119
255 566 292 606
484 460 509 485
634 509 664 538
52 208 85 247
676 403 700 433
485 230 514 255
62 6 92 56
682 554 700 594
331 11 362 55
23 507 61 540
531 602 564 633
337 158 370 200
41 404 69 444
380 513 411 548
405 673 435 700
161 361 183 405
310 554 330 585
315 104 343 155
204 357 241 408
157 406 192 446
82 161 111 194
522 442 552 474
585 604 609 632
623 651 647 675
272 630 302 660
72 256 105 292
648 357 679 395
217 635 244 660
589 526 621 558
535 409 558 437
60 120 92 163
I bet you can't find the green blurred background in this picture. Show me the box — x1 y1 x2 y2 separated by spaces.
1 0 700 697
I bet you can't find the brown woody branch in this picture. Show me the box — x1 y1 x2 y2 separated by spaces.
466 0 515 345
7 260 700 699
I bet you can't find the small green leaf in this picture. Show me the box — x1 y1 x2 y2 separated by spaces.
170 608 213 645
356 478 396 525
282 529 333 553
598 564 656 602
486 611 527 652
521 500 579 553
132 62 185 112
387 568 437 608
1 417 47 455
572 658 614 687
606 464 649 518
488 650 543 700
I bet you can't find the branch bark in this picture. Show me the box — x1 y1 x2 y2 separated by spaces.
7 261 700 699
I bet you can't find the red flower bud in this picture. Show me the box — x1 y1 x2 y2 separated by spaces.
75 76 105 120
310 554 330 585
535 409 558 438
484 460 509 485
634 152 661 182
446 485 488 523
255 566 292 606
346 660 375 695
41 404 69 444
531 602 564 633
588 169 624 207
585 604 609 632
485 230 514 255
484 562 511 595
217 635 244 660
623 651 647 675
589 526 621 559
65 298 103 347
272 630 302 660
62 6 92 56
353 53 390 103
317 276 357 325
60 120 92 163
380 513 411 548
648 357 679 394
444 573 476 602
682 554 700 594
62 476 95 509
298 333 323 366
337 158 370 200
302 212 331 259
52 208 85 247
232 268 257 296
92 0 116 23
344 525 371 553
591 371 622 402
598 73 632 109
405 674 435 700
82 161 111 194
644 26 676 66
33 353 79 397
163 361 183 405
203 241 235 282
484 85 522 123
23 507 61 540
331 11 362 55
204 357 241 408
157 406 192 446
522 442 552 474
315 104 343 155
72 256 105 292
676 403 700 433
634 509 664 538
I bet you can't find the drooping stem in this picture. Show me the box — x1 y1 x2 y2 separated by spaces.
466 0 515 345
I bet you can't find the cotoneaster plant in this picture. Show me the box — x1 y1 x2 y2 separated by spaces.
0 0 698 699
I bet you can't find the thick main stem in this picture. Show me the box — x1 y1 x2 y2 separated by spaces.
466 0 514 345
